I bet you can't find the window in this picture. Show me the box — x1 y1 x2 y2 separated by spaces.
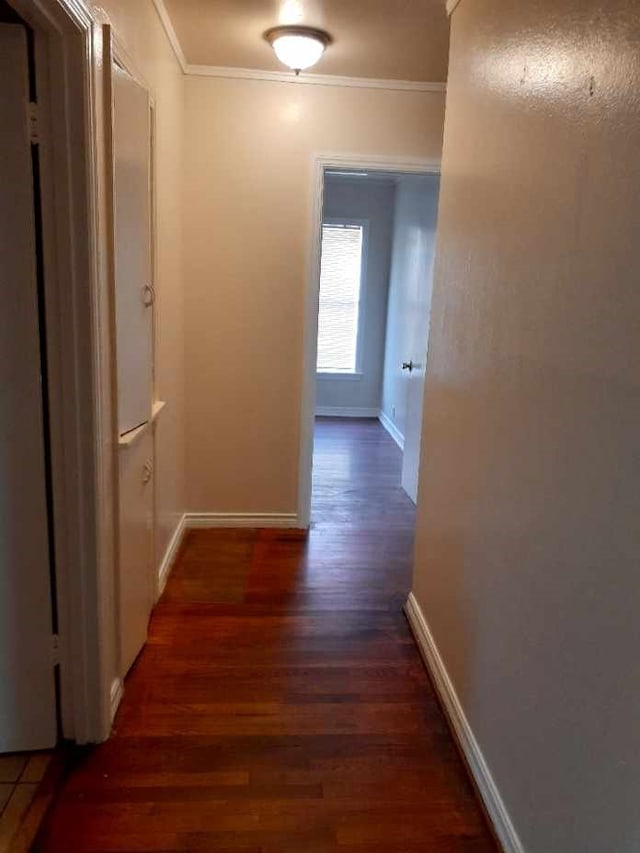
316 223 364 374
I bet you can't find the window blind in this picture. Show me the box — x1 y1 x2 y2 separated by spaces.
316 224 364 373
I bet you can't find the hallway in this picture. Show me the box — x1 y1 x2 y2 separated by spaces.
35 419 496 852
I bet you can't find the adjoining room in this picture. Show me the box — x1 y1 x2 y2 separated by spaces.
313 168 441 533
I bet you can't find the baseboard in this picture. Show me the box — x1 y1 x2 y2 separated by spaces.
404 593 524 853
315 406 380 418
378 410 405 450
110 678 123 723
185 512 300 529
157 513 187 600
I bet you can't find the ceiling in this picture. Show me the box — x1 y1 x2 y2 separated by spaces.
162 0 450 82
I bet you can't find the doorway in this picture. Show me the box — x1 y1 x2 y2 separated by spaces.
301 159 440 529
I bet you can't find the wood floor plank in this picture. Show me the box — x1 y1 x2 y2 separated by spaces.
34 418 497 852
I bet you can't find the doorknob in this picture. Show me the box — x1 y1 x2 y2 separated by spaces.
402 361 414 372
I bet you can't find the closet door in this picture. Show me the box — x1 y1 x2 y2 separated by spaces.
113 65 153 436
119 431 154 676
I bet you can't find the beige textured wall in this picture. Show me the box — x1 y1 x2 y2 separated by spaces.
90 0 186 567
182 77 445 513
412 1 640 851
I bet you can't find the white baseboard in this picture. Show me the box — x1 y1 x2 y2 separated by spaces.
404 593 524 853
110 678 123 723
315 406 380 418
157 513 187 600
185 512 300 529
379 410 405 450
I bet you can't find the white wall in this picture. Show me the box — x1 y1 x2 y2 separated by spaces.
316 176 395 413
182 76 445 515
381 175 440 440
412 0 640 850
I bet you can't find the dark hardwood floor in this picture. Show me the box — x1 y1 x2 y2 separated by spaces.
35 418 497 852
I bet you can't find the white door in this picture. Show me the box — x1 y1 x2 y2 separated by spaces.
0 24 57 752
119 432 154 676
401 177 440 503
113 64 153 436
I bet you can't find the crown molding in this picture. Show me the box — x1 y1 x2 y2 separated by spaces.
186 64 446 92
446 0 464 15
151 0 446 93
151 0 187 72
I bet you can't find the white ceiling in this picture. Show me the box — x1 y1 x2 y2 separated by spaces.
162 0 450 82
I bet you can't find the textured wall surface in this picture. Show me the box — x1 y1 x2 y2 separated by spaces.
412 1 640 850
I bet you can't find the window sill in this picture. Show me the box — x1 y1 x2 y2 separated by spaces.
316 372 363 381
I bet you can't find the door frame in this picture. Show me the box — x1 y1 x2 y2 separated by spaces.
298 154 441 529
7 0 118 743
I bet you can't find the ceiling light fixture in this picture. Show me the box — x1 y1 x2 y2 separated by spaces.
264 25 332 75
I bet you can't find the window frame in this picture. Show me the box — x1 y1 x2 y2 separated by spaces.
316 216 369 380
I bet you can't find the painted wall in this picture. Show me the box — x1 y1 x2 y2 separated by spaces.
411 1 640 851
316 176 395 414
89 0 186 572
381 175 440 441
182 76 445 514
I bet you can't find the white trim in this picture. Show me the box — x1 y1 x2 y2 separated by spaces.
316 407 380 418
298 153 441 530
186 64 446 93
186 513 299 530
317 153 442 173
378 411 405 450
109 677 123 722
150 0 187 72
404 593 525 853
156 513 186 600
446 0 464 15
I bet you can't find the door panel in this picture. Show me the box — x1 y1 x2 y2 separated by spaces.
113 65 153 436
0 24 57 752
401 178 440 503
119 432 154 676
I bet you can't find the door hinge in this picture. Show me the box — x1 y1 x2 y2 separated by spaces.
28 101 39 145
52 634 60 667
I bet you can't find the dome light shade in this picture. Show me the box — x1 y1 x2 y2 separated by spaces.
264 26 332 74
